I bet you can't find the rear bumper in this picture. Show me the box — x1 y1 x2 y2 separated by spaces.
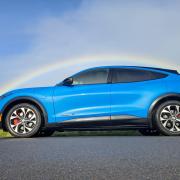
0 113 2 128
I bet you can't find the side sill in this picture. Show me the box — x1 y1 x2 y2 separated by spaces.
45 117 149 130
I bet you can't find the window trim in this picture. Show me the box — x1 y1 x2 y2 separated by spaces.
110 68 168 84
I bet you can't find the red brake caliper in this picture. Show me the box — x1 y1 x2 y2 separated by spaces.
13 118 20 125
177 114 180 119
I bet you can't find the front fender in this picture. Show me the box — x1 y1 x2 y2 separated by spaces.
0 89 55 128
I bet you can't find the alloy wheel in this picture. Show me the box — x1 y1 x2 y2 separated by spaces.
160 104 180 132
9 107 37 135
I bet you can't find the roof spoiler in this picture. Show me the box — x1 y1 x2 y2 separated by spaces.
142 67 179 75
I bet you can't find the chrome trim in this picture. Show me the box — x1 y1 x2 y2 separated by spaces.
111 115 139 120
62 115 140 123
63 116 110 123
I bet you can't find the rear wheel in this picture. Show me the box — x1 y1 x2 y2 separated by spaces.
139 129 160 136
5 103 42 138
155 100 180 136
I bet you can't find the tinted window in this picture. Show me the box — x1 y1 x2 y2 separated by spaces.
112 68 167 83
73 69 109 85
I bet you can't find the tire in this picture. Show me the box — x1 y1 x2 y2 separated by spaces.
139 129 160 136
37 129 55 137
5 103 42 138
155 100 180 136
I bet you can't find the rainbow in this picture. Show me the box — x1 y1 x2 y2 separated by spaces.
1 54 178 94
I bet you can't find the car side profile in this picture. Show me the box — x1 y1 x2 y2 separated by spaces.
0 66 180 137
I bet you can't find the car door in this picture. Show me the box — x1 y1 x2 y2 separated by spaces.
53 68 111 123
110 68 168 124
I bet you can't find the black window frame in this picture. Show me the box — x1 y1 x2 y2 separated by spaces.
110 68 168 84
71 68 111 86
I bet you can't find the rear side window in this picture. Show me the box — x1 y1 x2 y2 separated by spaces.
73 68 109 85
112 68 167 83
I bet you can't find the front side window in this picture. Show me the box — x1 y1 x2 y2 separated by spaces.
112 68 167 83
72 68 109 85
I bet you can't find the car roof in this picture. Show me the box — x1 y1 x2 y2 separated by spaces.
86 66 179 75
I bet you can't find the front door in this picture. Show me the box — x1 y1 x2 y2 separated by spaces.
53 68 111 123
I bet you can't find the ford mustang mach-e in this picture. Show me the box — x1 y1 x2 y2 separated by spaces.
0 66 180 137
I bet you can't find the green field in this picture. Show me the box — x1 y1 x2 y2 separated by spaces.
0 130 11 137
0 130 140 138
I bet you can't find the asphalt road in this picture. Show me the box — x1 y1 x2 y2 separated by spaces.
0 136 180 180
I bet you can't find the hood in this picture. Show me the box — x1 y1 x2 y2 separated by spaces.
1 86 54 98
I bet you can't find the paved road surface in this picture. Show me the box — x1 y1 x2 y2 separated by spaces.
0 136 180 180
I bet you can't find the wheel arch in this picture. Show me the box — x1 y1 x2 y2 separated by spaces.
148 93 180 128
1 96 48 131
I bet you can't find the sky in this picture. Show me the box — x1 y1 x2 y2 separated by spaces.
0 0 180 94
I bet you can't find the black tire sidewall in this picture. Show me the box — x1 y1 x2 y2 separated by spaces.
5 103 42 138
155 100 180 136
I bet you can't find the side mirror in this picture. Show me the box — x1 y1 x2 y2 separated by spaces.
62 77 73 86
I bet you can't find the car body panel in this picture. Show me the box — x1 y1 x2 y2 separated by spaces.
164 74 180 93
110 78 167 118
53 84 111 122
0 87 55 123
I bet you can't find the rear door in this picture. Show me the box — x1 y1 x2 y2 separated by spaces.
110 68 167 124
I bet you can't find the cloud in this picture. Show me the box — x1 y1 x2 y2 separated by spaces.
1 0 180 93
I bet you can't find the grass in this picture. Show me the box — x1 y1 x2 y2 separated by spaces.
0 129 140 138
0 130 11 137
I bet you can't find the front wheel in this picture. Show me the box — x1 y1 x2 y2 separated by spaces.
5 103 42 138
155 100 180 136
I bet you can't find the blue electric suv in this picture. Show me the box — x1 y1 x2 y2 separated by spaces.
0 66 180 137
